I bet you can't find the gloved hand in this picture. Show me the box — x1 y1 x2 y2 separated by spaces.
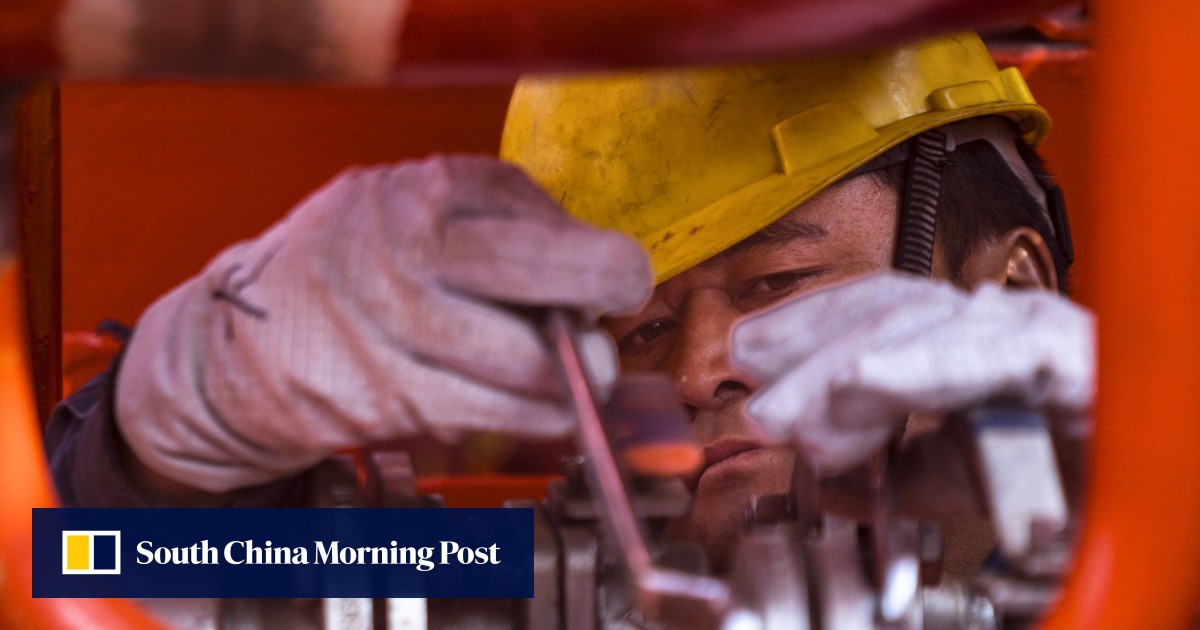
116 156 652 493
731 271 1094 473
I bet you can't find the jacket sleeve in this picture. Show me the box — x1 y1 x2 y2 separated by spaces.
43 350 306 508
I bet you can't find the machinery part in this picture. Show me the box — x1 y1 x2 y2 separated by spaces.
136 599 220 630
866 447 920 623
546 474 693 523
385 599 427 630
123 403 1078 630
221 599 314 630
545 312 1082 630
789 455 823 537
501 32 1049 283
719 404 1076 629
138 591 322 630
917 523 944 587
809 517 877 629
721 508 1015 630
875 520 922 623
307 455 362 509
509 499 563 630
561 527 601 630
974 570 1060 623
956 405 1070 575
322 598 372 630
726 525 812 630
365 449 419 507
362 449 444 509
132 453 443 630
133 591 371 630
312 454 441 630
919 582 998 630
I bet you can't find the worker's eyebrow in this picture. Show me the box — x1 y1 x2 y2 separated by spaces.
722 217 829 256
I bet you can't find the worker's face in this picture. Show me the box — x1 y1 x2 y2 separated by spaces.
601 174 899 571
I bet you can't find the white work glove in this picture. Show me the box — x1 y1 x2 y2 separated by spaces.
117 156 652 493
731 272 1095 473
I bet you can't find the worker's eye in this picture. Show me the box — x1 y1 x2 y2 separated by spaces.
617 319 677 353
761 272 804 291
739 269 823 305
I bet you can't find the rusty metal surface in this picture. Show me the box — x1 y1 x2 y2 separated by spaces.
11 82 61 426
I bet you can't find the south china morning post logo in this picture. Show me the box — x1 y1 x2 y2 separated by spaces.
62 530 121 575
33 508 534 598
132 537 498 571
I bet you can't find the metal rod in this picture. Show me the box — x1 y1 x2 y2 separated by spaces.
550 311 653 576
549 311 730 621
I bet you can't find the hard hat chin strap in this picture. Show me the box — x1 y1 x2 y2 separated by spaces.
851 117 1074 277
893 129 949 276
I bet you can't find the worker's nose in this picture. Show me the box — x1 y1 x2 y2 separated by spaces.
669 290 753 414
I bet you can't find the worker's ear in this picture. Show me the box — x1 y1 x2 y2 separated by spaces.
959 227 1057 292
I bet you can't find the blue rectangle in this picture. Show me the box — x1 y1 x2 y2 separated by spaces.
33 508 534 598
92 534 117 570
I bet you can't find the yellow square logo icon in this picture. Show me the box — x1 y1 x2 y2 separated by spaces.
62 531 121 575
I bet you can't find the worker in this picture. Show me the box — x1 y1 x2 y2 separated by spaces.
44 32 1092 575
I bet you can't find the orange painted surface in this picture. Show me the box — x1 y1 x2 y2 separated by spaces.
1041 1 1200 629
58 82 514 333
53 64 1096 349
0 260 165 630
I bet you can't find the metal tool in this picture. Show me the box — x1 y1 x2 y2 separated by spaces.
548 310 731 627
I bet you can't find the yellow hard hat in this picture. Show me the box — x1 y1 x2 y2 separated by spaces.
500 32 1050 284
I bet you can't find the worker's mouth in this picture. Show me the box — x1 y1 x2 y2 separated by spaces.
688 439 763 489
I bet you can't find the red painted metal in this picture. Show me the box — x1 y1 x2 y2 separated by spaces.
0 0 63 77
398 0 1071 70
0 0 1073 80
